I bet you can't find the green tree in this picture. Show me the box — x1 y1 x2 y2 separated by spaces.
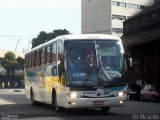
32 31 48 48
1 52 17 75
16 56 24 70
32 29 70 48
0 52 24 87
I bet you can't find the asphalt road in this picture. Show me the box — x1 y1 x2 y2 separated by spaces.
0 89 160 120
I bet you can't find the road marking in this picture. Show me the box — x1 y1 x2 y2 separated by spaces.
0 98 16 105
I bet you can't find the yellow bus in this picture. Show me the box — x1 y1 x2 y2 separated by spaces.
25 34 128 112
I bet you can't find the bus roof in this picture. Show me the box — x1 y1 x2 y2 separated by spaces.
57 34 121 41
26 34 121 54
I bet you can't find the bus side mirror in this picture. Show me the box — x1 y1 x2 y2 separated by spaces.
58 59 65 78
124 53 132 68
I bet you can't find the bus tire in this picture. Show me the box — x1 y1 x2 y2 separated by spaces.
30 88 39 106
101 107 110 112
52 88 64 112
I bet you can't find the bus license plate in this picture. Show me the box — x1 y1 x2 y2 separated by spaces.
93 101 104 105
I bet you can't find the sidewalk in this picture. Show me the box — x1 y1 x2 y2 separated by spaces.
0 88 25 94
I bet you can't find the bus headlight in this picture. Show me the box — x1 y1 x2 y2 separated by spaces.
118 92 124 97
70 92 78 98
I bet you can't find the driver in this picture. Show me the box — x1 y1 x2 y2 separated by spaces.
68 48 83 75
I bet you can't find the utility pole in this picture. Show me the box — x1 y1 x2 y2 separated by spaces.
23 39 31 53
15 38 20 51
27 39 31 51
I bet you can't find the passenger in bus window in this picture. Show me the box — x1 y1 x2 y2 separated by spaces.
84 48 97 76
67 48 83 75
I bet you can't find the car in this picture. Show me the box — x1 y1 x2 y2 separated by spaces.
140 84 160 102
126 84 142 100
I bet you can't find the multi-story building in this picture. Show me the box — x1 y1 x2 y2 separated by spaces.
81 0 155 37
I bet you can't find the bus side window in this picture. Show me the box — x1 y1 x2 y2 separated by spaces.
37 50 39 66
52 66 57 76
57 40 63 61
41 48 43 65
45 47 47 64
38 49 42 66
57 40 64 78
25 54 28 68
42 47 46 65
29 54 31 68
52 42 57 64
28 54 31 68
34 51 37 67
31 52 34 67
46 45 51 64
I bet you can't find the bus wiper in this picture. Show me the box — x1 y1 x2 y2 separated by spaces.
100 66 111 81
94 41 111 81
97 55 111 81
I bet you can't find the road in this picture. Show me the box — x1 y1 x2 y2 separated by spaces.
0 89 160 120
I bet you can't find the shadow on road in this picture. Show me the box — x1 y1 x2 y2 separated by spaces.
0 103 131 120
1 94 159 120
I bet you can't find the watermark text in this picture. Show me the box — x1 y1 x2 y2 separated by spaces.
1 113 18 120
133 114 160 120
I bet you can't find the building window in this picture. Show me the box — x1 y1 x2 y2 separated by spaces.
140 5 146 10
112 14 126 20
112 1 148 10
112 1 117 6
119 2 125 7
112 1 125 8
112 28 123 33
126 3 139 9
126 3 130 8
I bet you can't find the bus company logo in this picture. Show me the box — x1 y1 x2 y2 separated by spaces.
97 92 101 97
104 89 112 94
36 72 44 83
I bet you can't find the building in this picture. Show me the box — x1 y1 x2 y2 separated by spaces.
122 2 160 86
81 0 155 37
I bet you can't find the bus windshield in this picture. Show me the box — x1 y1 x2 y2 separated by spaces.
65 40 126 86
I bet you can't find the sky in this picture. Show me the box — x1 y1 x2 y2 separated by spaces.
0 0 81 52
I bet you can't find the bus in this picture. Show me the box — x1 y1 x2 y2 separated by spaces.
25 34 128 112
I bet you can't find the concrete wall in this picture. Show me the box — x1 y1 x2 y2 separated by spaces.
81 0 111 34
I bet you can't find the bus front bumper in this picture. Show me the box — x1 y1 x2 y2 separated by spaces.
65 96 126 108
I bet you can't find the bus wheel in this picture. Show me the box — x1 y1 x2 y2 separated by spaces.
101 107 110 112
30 89 38 106
52 89 64 112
